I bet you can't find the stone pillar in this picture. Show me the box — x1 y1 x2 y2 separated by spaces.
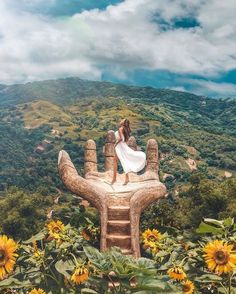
84 139 97 175
105 130 115 171
146 139 158 174
128 136 137 151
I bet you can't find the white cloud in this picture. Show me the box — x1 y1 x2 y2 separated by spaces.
75 0 236 76
182 79 236 98
0 0 236 98
0 1 101 83
169 86 187 93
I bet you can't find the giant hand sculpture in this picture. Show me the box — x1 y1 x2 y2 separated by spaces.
58 130 166 257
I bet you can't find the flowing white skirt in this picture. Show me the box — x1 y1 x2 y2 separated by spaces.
115 140 146 174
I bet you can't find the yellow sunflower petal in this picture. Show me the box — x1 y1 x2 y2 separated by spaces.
203 240 236 275
0 235 18 280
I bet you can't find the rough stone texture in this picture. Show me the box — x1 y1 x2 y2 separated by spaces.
146 139 159 176
58 130 166 257
105 131 116 171
128 136 137 151
104 157 114 172
84 139 97 174
85 139 97 150
106 130 116 144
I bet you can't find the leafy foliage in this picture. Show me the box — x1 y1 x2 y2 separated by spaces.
141 176 236 231
0 217 235 293
0 77 236 241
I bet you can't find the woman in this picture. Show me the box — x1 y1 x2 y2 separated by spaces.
111 119 146 185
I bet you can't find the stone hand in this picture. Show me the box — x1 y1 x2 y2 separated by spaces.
58 130 166 257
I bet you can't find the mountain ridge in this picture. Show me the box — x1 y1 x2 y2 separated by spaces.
0 76 216 107
2 77 235 136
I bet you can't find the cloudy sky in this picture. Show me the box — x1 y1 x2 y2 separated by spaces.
0 0 236 97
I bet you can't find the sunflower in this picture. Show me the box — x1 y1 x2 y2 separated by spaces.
32 240 44 260
71 266 89 284
168 266 187 281
143 240 159 254
28 288 45 294
203 240 236 275
0 235 18 280
182 280 195 294
46 220 65 240
142 229 161 243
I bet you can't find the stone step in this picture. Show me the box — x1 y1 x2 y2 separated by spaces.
107 220 131 235
108 206 130 220
108 193 131 206
106 234 131 248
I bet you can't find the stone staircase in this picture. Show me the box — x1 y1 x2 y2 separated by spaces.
106 192 133 255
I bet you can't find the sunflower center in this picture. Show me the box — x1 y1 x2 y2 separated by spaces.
0 249 6 266
214 250 229 265
53 227 61 233
148 234 158 241
183 285 190 292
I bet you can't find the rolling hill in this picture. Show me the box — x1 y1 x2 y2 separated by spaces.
0 77 235 196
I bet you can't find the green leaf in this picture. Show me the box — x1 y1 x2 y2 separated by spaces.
154 250 169 258
136 258 156 269
55 259 75 279
195 273 222 283
196 222 223 234
84 246 112 273
136 277 180 292
24 230 46 243
0 277 32 288
223 217 234 227
84 246 103 262
81 288 99 294
203 218 224 227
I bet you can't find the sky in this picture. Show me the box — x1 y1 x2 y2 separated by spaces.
0 0 236 98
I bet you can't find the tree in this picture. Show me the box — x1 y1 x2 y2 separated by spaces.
0 187 50 239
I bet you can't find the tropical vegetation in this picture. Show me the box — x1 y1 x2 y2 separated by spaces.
0 217 235 293
0 78 236 293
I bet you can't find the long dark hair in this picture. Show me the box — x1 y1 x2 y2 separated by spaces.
120 119 131 142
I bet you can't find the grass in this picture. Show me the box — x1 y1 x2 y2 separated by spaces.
22 100 72 129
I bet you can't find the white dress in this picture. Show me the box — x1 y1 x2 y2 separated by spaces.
115 130 146 174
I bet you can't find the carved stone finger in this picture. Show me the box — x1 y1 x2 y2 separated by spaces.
58 150 108 252
128 136 137 150
84 139 97 175
145 139 158 174
58 150 106 210
104 130 116 171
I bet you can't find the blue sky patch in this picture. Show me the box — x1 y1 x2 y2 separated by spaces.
25 0 124 16
174 17 200 29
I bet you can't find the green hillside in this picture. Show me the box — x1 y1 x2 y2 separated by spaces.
0 77 236 240
0 77 235 194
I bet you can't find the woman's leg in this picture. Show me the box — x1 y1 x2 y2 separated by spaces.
123 173 129 185
111 154 118 184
